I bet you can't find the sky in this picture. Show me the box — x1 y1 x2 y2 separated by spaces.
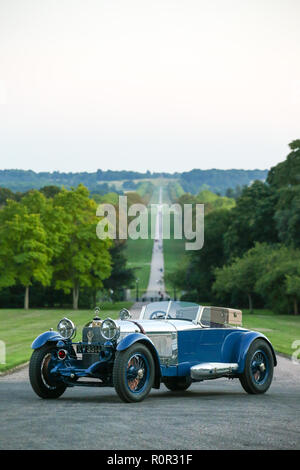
0 0 299 173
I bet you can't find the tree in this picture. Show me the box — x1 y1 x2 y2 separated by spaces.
274 185 300 248
39 185 62 198
0 200 52 309
255 246 300 314
190 209 232 300
213 243 269 312
52 185 112 309
164 258 190 300
20 190 70 259
93 191 135 302
166 209 232 302
285 273 300 315
0 187 16 206
223 181 279 260
103 240 135 301
267 139 300 188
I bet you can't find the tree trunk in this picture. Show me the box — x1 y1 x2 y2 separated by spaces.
24 286 29 310
248 293 253 313
293 297 299 315
73 283 79 310
92 290 97 308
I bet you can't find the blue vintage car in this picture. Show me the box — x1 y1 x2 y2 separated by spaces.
29 301 277 403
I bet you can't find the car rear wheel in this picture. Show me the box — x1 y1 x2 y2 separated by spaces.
29 344 67 399
164 377 192 392
113 343 155 403
239 339 274 394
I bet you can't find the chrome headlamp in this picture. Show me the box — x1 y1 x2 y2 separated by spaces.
57 317 76 340
119 308 132 320
100 318 120 341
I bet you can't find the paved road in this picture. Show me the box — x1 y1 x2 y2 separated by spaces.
0 354 300 450
144 187 166 301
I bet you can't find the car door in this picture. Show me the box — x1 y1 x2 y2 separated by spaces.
177 307 228 375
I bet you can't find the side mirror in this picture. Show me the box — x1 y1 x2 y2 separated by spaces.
119 308 132 320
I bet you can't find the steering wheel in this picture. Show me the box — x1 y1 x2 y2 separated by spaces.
150 310 167 319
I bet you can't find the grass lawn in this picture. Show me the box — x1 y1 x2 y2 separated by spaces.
242 309 300 356
0 302 133 373
0 305 299 373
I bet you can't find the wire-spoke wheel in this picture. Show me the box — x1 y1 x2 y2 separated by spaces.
239 339 274 394
113 343 155 403
29 345 67 399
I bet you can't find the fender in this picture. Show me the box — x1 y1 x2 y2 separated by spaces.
237 331 277 373
117 333 161 389
31 331 65 349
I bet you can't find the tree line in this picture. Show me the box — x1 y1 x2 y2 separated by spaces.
0 168 268 195
167 140 300 315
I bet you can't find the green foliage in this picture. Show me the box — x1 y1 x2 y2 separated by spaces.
0 168 268 195
92 192 119 205
103 241 135 300
180 168 268 195
274 185 300 248
225 185 244 199
213 243 269 311
39 185 62 198
167 209 232 302
213 243 300 315
187 209 235 301
0 187 17 206
122 180 138 190
0 185 120 309
164 257 189 299
167 182 185 202
267 140 300 188
197 190 235 212
151 138 300 316
136 181 154 204
285 274 300 315
254 245 300 314
0 200 53 308
223 181 279 259
51 185 112 309
177 192 198 206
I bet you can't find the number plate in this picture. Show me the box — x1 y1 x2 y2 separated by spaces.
76 344 101 354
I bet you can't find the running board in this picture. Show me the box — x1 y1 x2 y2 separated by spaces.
190 362 239 380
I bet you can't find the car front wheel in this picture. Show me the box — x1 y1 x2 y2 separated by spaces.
113 343 155 403
29 344 67 399
239 339 274 394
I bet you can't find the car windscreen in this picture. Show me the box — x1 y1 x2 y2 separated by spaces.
142 301 200 322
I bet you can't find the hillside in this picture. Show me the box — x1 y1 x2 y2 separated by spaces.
0 168 268 195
